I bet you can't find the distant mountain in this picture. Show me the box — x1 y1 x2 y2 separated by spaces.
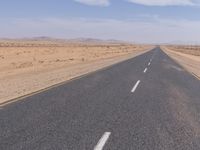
24 36 68 42
0 37 131 44
29 36 55 41
160 40 200 45
67 38 128 44
0 36 56 41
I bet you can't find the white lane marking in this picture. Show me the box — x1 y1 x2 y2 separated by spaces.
148 62 151 66
94 132 111 150
131 80 141 93
143 68 148 73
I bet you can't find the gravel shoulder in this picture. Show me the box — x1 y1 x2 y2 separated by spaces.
161 46 200 80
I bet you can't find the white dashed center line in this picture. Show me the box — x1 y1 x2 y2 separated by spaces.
148 62 151 66
143 68 148 73
94 132 111 150
131 80 141 93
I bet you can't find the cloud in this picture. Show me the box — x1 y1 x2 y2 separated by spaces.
1 17 200 44
74 0 110 6
127 0 197 6
73 0 200 7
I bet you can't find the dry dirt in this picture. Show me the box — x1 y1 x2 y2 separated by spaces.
0 41 153 105
161 46 200 80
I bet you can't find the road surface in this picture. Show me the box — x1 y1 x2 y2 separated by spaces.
0 47 200 150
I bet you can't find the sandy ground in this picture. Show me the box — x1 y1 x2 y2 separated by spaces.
0 41 153 105
161 46 200 80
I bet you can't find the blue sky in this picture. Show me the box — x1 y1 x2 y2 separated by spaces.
1 0 200 43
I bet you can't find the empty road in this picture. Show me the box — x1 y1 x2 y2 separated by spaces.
0 47 200 150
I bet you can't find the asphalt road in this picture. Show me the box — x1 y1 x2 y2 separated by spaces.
0 47 200 150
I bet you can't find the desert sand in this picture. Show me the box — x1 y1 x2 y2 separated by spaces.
162 46 200 80
0 40 153 105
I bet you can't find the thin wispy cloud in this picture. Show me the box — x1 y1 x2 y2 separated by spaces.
127 0 196 6
73 0 199 6
74 0 110 6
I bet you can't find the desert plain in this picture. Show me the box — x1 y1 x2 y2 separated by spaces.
0 40 153 105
